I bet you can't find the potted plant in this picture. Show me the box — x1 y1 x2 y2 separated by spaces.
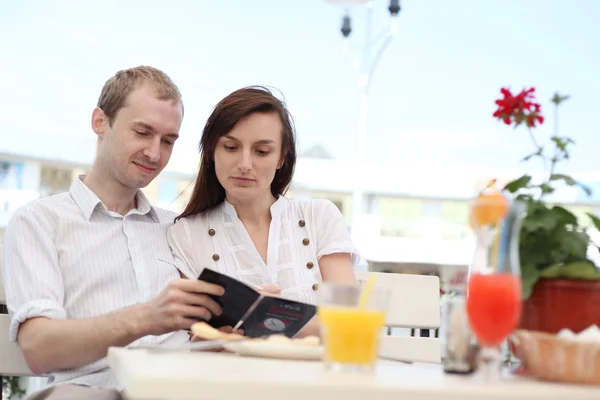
2 376 26 399
493 87 600 334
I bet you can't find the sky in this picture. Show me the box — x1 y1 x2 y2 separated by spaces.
1 0 599 178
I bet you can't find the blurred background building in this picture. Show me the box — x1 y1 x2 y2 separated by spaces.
4 142 600 289
2 0 600 290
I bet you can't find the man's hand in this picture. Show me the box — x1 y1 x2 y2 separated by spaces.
17 278 225 374
138 279 225 336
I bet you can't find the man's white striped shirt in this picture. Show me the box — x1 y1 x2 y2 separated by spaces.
2 177 187 389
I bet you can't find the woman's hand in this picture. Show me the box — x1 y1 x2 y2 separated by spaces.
189 326 244 342
295 316 321 338
257 283 281 297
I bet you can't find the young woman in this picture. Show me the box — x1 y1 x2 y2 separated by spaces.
167 86 359 316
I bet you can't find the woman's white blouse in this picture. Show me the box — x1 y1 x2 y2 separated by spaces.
167 196 360 304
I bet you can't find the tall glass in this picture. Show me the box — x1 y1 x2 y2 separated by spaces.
317 282 390 372
466 195 525 380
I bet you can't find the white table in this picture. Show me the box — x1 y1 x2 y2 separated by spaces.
108 347 600 400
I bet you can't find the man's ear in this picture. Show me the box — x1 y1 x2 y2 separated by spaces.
91 107 108 137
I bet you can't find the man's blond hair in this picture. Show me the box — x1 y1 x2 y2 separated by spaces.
97 65 183 126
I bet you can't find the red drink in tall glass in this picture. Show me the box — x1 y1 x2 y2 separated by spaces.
466 273 522 347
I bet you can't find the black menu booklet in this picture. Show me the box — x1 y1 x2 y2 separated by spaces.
198 268 316 338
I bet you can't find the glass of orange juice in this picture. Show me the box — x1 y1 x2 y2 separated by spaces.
317 282 390 372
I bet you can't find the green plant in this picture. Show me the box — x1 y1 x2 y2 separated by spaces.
2 376 26 399
494 88 600 299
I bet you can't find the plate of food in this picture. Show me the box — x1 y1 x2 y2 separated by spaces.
191 322 323 361
223 334 323 361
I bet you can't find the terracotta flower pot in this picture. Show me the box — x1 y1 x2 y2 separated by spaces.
519 278 600 334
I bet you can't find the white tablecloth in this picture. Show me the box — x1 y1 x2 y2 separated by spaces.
108 347 600 400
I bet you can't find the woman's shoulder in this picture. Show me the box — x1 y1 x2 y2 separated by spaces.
288 197 337 209
169 210 212 235
287 198 340 218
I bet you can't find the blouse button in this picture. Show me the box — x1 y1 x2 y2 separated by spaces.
298 220 306 227
312 283 319 291
302 238 310 246
212 254 220 261
306 262 314 269
208 228 216 236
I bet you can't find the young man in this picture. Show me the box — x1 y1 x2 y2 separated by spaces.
2 66 222 400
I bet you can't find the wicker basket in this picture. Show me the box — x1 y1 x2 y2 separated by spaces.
511 329 600 385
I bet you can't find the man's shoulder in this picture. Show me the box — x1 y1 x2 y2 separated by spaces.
6 192 75 234
11 192 75 219
151 206 178 224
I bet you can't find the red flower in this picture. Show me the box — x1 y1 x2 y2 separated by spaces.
493 87 544 128
525 114 544 127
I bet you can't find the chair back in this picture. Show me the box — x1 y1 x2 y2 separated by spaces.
355 271 440 328
355 271 441 363
0 244 33 376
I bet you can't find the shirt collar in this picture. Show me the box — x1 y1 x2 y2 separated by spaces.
222 195 286 219
69 175 159 222
133 189 159 222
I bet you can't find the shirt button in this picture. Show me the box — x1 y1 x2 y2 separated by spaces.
306 262 314 269
298 220 306 227
312 283 319 291
212 254 220 261
208 229 216 236
302 238 310 246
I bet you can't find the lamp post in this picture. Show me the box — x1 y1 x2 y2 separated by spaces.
326 0 401 241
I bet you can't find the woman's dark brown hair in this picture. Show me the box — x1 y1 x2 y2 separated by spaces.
176 86 297 221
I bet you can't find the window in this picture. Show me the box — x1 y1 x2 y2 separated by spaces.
566 205 593 226
440 200 469 239
379 197 423 238
330 199 343 212
157 178 179 204
175 178 195 211
40 166 72 196
294 192 350 223
0 161 23 189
